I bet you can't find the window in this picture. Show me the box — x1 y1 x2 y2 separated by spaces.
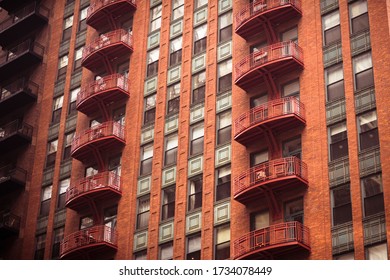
282 79 300 97
190 124 204 155
218 59 232 93
282 27 298 43
366 243 388 260
215 224 230 260
34 234 46 260
161 186 175 221
353 52 374 91
104 207 117 231
250 211 269 231
74 47 83 70
186 234 201 260
137 196 150 229
250 94 268 108
144 94 156 125
57 178 70 209
323 11 341 45
250 150 268 167
51 227 64 259
109 155 122 176
63 15 73 41
192 71 206 104
329 122 348 161
52 96 64 124
195 0 207 9
85 166 98 177
350 0 369 34
361 174 384 217
79 7 88 31
165 134 178 166
194 24 207 55
217 110 231 145
216 165 231 201
167 83 180 115
46 139 58 168
113 106 126 126
147 49 159 77
188 176 202 211
63 131 74 160
68 87 79 115
331 184 352 226
283 137 302 158
40 185 52 217
160 242 173 260
58 55 68 79
358 111 379 151
326 64 345 102
80 216 93 229
284 198 304 223
170 36 182 66
150 4 162 32
219 11 232 42
134 250 147 260
172 0 184 21
140 145 153 175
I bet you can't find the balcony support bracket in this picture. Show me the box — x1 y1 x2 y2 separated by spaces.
263 71 278 100
263 186 282 220
91 146 105 172
262 126 280 158
87 198 102 225
262 18 277 44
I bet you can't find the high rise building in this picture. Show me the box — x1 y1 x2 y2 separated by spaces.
0 0 389 260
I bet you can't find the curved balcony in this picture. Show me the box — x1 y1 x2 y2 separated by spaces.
0 120 33 153
233 221 310 259
0 2 49 47
60 225 117 259
234 97 305 144
77 74 129 116
235 41 303 90
0 40 44 82
0 164 27 195
0 210 20 238
82 29 133 71
87 0 137 30
71 121 125 163
234 157 307 203
235 0 302 39
66 171 121 211
0 78 38 115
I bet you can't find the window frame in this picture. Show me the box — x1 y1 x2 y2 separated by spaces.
322 10 341 46
190 124 204 156
188 176 203 212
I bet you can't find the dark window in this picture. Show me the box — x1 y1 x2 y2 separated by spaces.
284 198 304 224
170 37 182 67
326 64 345 102
137 196 150 229
329 122 348 161
161 186 175 221
194 24 207 55
167 83 180 115
331 185 352 226
362 174 384 217
140 145 153 176
323 11 341 45
192 71 206 104
147 49 159 77
51 227 64 259
160 242 173 260
216 166 231 201
165 134 178 166
353 52 374 91
144 94 156 125
350 0 369 34
188 176 202 211
186 234 201 260
34 234 46 260
215 224 230 260
358 111 379 151
219 12 232 42
217 111 231 145
190 125 204 155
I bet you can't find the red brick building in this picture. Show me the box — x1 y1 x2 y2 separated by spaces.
0 0 389 260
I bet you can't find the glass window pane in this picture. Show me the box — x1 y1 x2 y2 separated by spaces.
324 11 340 30
194 25 207 40
354 52 372 73
350 0 368 18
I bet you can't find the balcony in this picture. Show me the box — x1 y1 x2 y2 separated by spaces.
0 40 44 82
0 120 33 153
77 74 129 116
234 157 308 203
71 121 125 163
235 0 302 39
0 165 27 195
0 2 49 47
60 225 117 259
87 0 137 30
0 78 38 114
0 210 21 238
234 97 305 144
235 41 303 90
66 171 121 211
0 0 35 12
82 29 133 72
233 221 310 259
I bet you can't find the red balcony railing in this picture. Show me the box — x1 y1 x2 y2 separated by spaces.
77 74 129 115
0 78 38 114
71 121 125 161
82 29 132 71
235 0 302 38
87 0 137 30
233 221 310 259
234 157 307 201
0 120 33 153
234 97 305 141
60 225 117 259
235 41 303 88
66 171 121 210
0 210 21 236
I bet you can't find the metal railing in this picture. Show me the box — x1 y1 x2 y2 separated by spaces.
234 97 305 137
0 119 33 140
0 39 44 65
77 74 129 107
233 221 310 259
87 0 136 20
66 171 121 204
0 77 39 101
235 41 303 82
235 0 301 31
0 164 27 184
233 157 307 197
60 225 117 257
71 121 125 153
0 2 49 31
82 29 132 61
0 210 21 232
